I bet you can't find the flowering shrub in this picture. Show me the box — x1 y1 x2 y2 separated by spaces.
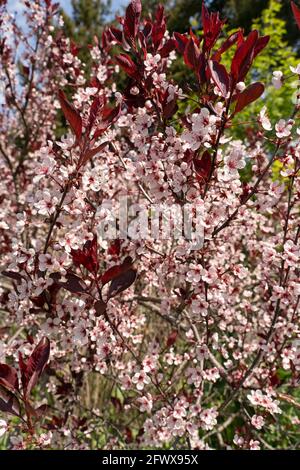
0 0 300 450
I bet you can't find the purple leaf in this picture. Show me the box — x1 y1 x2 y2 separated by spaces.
0 385 21 417
208 60 230 97
235 82 264 114
0 364 19 391
22 337 50 398
58 90 82 140
124 0 142 40
108 268 137 299
291 1 300 29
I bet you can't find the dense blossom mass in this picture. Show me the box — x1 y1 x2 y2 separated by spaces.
0 0 300 450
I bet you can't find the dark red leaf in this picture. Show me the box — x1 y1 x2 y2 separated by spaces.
235 82 264 114
212 31 241 62
163 95 178 120
101 256 133 286
111 396 123 412
202 2 226 51
166 331 178 348
71 235 98 274
94 300 107 317
253 35 270 59
34 404 50 418
108 269 137 299
231 30 258 83
116 54 138 78
24 337 50 398
137 30 147 55
22 65 30 76
108 239 121 256
183 38 200 71
198 53 207 84
108 26 123 44
24 401 50 419
194 151 212 183
155 4 165 24
0 385 21 417
25 401 39 419
159 38 176 58
0 364 19 391
291 1 300 29
143 22 152 39
58 90 82 140
201 2 211 34
208 60 230 97
18 351 27 393
125 427 133 443
270 372 281 387
89 77 101 90
80 141 108 166
70 40 80 57
88 95 105 131
93 104 121 140
101 103 121 126
174 32 189 54
124 0 141 40
57 272 87 294
152 5 166 49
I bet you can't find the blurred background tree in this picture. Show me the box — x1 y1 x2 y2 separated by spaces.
59 0 300 126
217 0 299 143
62 0 111 67
60 1 300 52
140 0 300 51
57 0 300 136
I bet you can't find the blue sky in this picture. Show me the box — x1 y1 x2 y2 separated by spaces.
8 0 128 18
60 0 128 16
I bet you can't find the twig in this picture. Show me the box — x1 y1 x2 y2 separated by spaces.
212 144 280 238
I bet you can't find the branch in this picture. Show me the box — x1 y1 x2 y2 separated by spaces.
212 144 280 238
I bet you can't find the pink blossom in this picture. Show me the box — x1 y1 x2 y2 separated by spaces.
251 414 265 430
249 439 261 450
138 393 153 413
290 63 300 74
200 408 218 431
34 190 59 216
275 119 293 138
272 70 283 89
132 371 151 391
284 240 299 267
0 419 7 438
247 390 282 415
259 106 272 131
144 53 161 72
